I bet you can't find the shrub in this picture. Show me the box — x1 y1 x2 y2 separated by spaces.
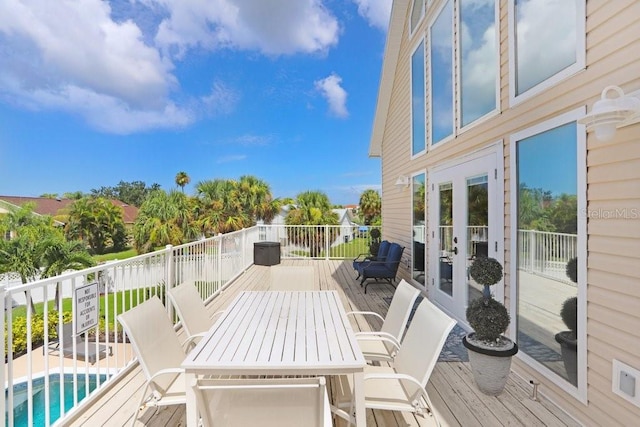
466 297 510 342
560 296 578 336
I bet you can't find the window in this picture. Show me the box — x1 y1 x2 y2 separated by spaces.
511 109 586 396
460 0 498 126
429 0 454 145
410 0 425 34
511 0 585 100
411 40 426 156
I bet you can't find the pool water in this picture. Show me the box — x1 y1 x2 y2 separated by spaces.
6 373 108 426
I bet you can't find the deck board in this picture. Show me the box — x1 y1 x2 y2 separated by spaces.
61 260 578 427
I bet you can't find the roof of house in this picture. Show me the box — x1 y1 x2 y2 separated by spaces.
369 0 409 157
0 196 139 224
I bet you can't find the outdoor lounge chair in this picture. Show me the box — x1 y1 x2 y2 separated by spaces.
352 240 390 279
167 282 224 344
47 322 112 364
346 279 420 362
335 298 455 426
118 296 191 427
269 265 317 290
355 242 404 293
192 376 332 427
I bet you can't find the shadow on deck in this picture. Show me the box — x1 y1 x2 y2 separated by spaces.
62 260 578 427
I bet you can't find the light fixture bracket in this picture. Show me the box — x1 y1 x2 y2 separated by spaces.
579 86 640 141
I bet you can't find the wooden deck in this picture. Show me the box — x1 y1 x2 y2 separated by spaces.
62 260 579 427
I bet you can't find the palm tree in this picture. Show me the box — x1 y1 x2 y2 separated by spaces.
41 237 95 311
175 171 191 193
285 191 339 257
195 179 250 235
66 197 126 254
133 190 199 253
359 189 381 225
236 175 281 224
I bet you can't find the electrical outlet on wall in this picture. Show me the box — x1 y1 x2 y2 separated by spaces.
613 359 640 408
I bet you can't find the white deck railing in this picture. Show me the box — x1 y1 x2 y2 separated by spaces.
517 229 577 284
1 224 380 427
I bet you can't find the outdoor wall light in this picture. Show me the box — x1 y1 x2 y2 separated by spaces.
395 175 409 189
579 86 640 141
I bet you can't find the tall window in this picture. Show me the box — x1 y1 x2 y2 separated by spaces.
430 0 454 145
460 0 497 126
512 0 584 98
411 40 426 156
512 111 586 392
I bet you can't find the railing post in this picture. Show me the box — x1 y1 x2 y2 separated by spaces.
0 284 6 427
217 233 223 292
325 225 330 260
166 244 174 317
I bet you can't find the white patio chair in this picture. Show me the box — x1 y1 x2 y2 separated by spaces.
269 265 317 291
167 281 224 345
346 279 420 361
336 297 456 426
192 376 332 427
117 296 190 427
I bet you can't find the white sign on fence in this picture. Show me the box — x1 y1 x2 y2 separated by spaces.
75 282 99 335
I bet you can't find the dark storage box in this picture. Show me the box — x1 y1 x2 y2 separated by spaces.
254 241 281 266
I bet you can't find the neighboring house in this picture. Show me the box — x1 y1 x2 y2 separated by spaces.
0 196 139 230
259 206 358 247
371 0 639 425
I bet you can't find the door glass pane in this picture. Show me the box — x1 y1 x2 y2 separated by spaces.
439 182 453 295
412 174 426 285
516 122 579 387
466 175 488 305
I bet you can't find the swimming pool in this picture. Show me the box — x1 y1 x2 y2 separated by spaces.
6 373 108 426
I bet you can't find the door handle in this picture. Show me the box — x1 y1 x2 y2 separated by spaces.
453 246 458 255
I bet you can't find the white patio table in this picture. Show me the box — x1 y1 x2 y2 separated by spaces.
182 290 367 427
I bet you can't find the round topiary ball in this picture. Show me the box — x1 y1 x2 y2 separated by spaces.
560 296 578 334
469 257 503 287
466 297 510 342
370 228 381 239
565 257 578 283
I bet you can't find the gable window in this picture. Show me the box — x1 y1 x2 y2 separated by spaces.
510 0 585 101
410 0 425 34
460 0 498 127
429 0 454 145
411 40 426 156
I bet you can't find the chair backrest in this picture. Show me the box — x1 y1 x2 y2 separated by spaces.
117 296 185 395
384 243 404 272
381 279 421 342
376 240 391 260
168 282 212 337
269 266 316 291
193 377 329 427
394 298 456 399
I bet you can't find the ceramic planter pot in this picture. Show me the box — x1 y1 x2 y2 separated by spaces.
555 331 578 386
463 333 519 396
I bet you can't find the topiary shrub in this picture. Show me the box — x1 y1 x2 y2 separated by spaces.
566 257 578 283
560 296 578 338
369 228 381 256
466 257 510 343
466 298 511 342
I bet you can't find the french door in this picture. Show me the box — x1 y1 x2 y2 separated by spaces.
429 151 502 322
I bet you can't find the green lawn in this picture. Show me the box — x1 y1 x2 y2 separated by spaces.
93 248 138 263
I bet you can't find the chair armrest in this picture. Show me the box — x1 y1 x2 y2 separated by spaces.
363 372 430 412
183 333 206 351
345 310 385 323
353 253 373 262
355 331 400 346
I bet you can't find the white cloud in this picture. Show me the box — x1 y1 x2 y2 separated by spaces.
217 154 247 163
0 0 183 133
314 73 348 118
352 0 392 31
235 134 273 146
151 0 340 57
201 81 240 116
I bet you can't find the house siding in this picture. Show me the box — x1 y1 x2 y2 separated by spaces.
376 0 640 424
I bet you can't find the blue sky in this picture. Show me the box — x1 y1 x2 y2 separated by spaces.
0 0 390 206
